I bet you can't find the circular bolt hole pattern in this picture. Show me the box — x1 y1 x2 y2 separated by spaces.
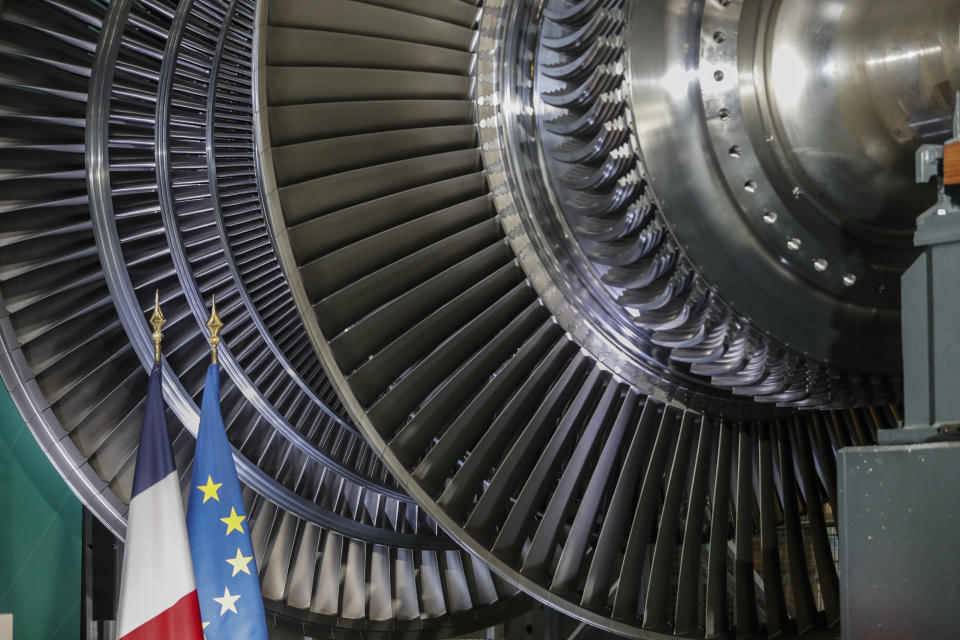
744 180 758 193
713 30 727 43
714 69 725 82
814 258 828 272
762 211 777 224
843 274 857 287
729 145 741 158
787 237 802 251
718 108 730 120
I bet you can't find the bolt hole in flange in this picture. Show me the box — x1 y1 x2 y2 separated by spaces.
686 0 949 379
523 0 908 403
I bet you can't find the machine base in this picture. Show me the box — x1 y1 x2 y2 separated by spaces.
840 442 960 638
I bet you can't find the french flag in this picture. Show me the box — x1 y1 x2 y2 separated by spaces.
115 364 204 639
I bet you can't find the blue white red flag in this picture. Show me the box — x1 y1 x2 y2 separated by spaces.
116 364 203 640
187 363 269 638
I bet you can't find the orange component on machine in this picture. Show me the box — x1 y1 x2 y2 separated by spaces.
943 140 960 185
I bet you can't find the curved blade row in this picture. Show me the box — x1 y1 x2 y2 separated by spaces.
536 0 893 410
246 488 524 636
0 0 525 634
262 0 904 638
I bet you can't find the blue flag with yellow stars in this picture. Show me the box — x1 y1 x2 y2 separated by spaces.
186 364 268 638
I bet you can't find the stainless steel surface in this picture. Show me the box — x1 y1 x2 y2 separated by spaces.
639 0 955 379
767 0 959 236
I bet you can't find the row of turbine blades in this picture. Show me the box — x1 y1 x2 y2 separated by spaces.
265 1 901 638
0 0 526 635
536 0 893 409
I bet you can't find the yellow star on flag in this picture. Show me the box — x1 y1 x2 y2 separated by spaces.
202 621 210 639
196 475 222 503
226 547 254 577
213 586 241 615
220 507 246 536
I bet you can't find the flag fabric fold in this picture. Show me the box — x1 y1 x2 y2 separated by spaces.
187 363 269 638
116 364 203 640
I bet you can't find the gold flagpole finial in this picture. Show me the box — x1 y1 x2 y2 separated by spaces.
149 289 165 363
206 293 224 364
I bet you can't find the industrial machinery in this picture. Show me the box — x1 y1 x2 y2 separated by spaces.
0 0 956 637
0 0 525 636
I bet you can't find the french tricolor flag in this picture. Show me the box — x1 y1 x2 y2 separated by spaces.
115 364 204 639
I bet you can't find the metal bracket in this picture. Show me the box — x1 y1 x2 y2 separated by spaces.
916 144 944 185
902 92 960 430
877 423 960 445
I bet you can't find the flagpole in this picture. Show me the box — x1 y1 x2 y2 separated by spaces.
206 293 224 364
116 291 205 639
150 289 165 363
189 291 270 637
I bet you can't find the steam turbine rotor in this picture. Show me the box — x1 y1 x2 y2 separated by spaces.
1 0 957 637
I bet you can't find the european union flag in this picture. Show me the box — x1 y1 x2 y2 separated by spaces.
186 364 268 638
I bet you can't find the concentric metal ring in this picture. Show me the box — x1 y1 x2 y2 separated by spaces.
263 0 901 637
0 0 527 633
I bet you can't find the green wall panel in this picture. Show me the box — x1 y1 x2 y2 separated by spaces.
0 380 81 640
